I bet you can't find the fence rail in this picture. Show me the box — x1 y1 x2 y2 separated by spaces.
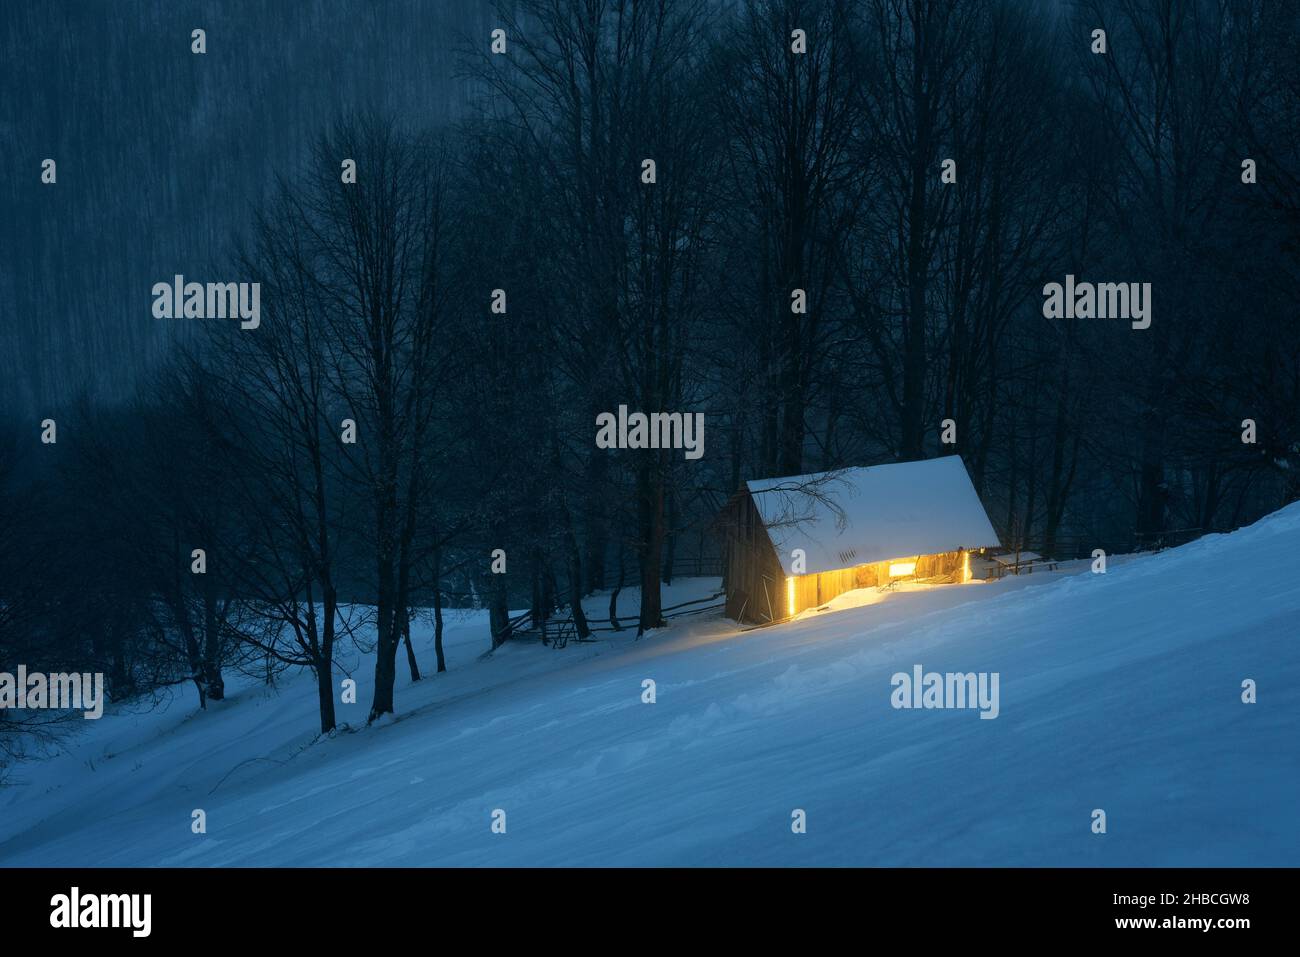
1036 527 1204 561
662 555 724 579
538 588 726 649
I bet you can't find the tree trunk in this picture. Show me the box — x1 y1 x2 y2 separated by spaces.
568 540 590 640
901 174 930 457
176 602 207 709
530 547 547 626
661 489 676 586
553 461 591 641
583 453 607 594
1041 384 1071 559
636 457 667 635
433 548 447 673
899 10 937 462
778 307 807 474
368 424 401 720
1004 412 1019 546
316 585 338 734
402 611 421 682
1021 421 1039 552
315 657 336 735
609 548 625 631
202 584 224 701
369 563 399 721
1135 405 1167 547
489 568 511 648
370 622 397 721
543 562 558 618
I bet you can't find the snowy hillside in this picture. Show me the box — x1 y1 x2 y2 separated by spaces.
1 507 1297 866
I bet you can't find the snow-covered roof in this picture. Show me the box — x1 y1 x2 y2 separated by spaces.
746 457 1001 576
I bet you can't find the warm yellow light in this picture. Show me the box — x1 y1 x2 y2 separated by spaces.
962 550 971 583
786 576 796 617
888 561 917 578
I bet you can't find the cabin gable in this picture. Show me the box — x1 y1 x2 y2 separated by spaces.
715 490 787 624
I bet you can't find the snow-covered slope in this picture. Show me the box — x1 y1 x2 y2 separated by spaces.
2 506 1297 866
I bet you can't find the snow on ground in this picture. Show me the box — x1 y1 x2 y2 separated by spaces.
1 509 1297 866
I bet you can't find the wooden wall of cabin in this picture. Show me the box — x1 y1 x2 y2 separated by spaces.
718 492 788 624
788 550 966 616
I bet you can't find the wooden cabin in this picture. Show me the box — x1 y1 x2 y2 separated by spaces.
713 457 1001 624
